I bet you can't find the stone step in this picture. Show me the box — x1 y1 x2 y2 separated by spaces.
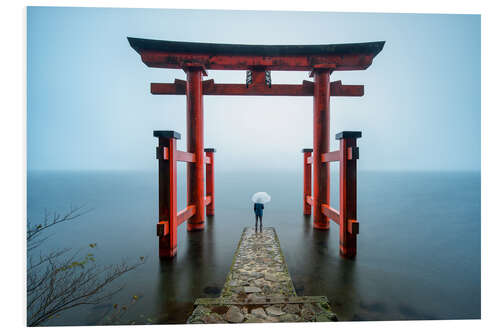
195 295 329 306
186 227 338 324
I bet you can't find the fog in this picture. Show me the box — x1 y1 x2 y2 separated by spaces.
28 8 480 172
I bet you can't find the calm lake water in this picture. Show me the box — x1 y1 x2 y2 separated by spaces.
27 170 480 325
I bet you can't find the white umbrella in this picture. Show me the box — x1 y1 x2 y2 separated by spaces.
251 192 271 204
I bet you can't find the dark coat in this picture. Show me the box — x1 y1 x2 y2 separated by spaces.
254 203 264 217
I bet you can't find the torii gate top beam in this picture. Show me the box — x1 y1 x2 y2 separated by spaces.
128 37 385 71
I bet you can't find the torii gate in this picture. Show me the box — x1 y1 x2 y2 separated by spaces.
128 37 384 259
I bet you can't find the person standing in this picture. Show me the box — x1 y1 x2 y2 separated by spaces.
254 202 264 232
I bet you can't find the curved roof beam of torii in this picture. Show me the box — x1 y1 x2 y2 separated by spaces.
127 37 385 72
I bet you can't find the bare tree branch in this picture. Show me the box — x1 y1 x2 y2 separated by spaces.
27 205 91 250
27 206 145 326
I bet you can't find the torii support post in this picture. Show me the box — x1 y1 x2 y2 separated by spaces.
302 148 313 215
154 130 180 258
205 148 216 216
128 37 385 259
337 131 361 259
312 68 332 230
185 66 205 231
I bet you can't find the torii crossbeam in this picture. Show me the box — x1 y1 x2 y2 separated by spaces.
151 79 364 96
128 37 384 259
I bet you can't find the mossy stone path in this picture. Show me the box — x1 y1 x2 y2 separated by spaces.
186 227 337 324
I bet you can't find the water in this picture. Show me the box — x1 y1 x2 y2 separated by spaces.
27 170 480 325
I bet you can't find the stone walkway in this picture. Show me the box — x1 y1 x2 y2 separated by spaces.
186 227 337 324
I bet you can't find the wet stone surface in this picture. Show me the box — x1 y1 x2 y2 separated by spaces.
186 227 338 324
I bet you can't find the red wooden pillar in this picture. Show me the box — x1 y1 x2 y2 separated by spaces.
312 69 331 229
337 131 361 259
205 148 216 216
302 148 313 215
154 130 180 258
185 66 205 231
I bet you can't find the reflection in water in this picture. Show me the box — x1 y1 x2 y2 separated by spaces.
302 215 311 234
335 254 358 320
27 170 481 325
157 217 217 323
296 216 358 320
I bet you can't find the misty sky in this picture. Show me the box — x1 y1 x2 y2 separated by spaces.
27 7 480 172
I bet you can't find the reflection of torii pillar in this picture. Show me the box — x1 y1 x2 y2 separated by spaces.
185 66 206 231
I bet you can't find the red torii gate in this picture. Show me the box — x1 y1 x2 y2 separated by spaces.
128 37 384 259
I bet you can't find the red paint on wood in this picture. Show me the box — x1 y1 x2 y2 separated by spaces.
158 147 169 160
321 204 340 225
186 68 205 231
157 136 177 258
182 63 208 76
175 78 187 87
331 80 364 97
176 150 196 163
151 80 363 97
204 83 312 96
348 219 359 235
140 51 375 71
339 137 359 259
306 195 314 207
321 150 341 162
205 151 215 216
202 79 215 90
348 146 359 160
176 205 196 226
303 151 312 215
156 221 169 236
312 69 331 230
248 68 267 86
